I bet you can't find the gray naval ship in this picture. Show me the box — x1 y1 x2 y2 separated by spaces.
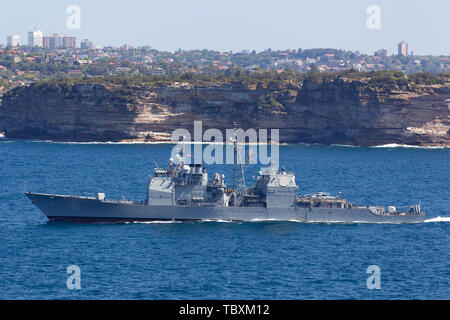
26 155 425 224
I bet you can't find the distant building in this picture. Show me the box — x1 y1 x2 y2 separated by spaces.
398 41 408 56
152 67 165 75
375 48 389 57
121 44 133 50
49 34 62 49
352 63 363 71
271 58 302 69
67 69 82 77
74 59 91 65
115 66 131 73
43 36 51 49
28 29 43 47
246 64 260 72
62 35 76 49
7 35 20 47
80 39 94 50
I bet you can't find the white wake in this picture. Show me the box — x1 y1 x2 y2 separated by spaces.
123 217 450 224
371 143 446 149
424 216 450 223
125 220 181 224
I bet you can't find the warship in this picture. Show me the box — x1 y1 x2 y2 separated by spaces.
26 145 425 224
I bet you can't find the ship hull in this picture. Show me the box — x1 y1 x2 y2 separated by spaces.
25 193 425 224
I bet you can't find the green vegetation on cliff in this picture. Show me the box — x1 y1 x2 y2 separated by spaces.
32 70 449 94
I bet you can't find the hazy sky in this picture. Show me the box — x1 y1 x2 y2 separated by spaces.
1 0 449 55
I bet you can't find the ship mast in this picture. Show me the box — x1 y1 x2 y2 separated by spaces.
232 122 249 207
233 122 237 207
240 162 247 194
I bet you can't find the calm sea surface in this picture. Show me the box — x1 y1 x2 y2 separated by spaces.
0 140 448 299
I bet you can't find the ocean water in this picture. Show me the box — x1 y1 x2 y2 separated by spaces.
0 140 448 299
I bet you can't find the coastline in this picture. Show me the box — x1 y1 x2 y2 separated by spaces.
1 137 447 149
1 77 449 149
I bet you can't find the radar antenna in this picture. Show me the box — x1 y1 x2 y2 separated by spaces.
233 122 237 206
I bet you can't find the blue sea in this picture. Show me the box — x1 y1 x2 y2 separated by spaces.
0 140 449 299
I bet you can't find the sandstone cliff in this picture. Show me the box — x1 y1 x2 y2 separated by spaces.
0 78 449 146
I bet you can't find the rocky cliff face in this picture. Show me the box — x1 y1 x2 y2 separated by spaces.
0 79 449 146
